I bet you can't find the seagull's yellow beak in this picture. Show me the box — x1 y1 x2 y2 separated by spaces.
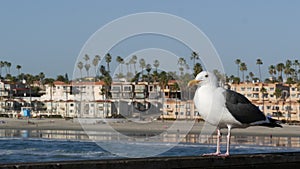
188 79 201 87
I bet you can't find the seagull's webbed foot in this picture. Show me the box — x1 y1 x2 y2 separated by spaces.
202 128 222 156
202 152 221 156
217 152 230 157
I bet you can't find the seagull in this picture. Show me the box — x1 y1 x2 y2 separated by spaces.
188 71 282 156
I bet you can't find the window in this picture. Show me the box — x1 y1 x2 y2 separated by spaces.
135 85 145 92
269 87 274 91
123 86 132 91
241 87 245 91
70 103 74 107
111 86 121 92
112 93 121 99
135 93 145 99
291 88 295 91
149 86 153 91
180 112 184 115
123 93 132 99
253 88 259 92
186 104 190 109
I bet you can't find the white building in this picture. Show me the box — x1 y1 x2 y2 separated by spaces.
40 80 114 118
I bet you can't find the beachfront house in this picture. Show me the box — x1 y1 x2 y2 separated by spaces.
230 82 300 122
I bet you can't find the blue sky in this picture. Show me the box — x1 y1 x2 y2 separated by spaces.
1 0 299 79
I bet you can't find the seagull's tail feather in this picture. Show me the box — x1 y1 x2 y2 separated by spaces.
259 117 282 128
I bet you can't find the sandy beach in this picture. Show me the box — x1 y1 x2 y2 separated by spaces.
1 117 299 137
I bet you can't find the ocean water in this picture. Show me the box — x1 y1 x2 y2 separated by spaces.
0 130 299 164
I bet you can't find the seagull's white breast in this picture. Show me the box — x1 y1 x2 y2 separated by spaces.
194 85 242 128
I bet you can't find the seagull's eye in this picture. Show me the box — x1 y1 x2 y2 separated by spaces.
205 74 208 78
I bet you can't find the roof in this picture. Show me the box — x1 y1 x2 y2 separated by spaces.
70 81 105 86
53 81 68 85
94 100 112 103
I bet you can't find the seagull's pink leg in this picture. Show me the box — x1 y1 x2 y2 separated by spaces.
218 125 231 157
215 128 221 154
203 128 221 156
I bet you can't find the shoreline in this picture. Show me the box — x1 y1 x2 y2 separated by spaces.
1 118 300 137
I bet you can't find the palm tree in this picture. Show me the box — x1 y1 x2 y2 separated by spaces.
0 61 4 77
178 57 186 76
7 62 11 75
83 54 90 64
125 62 130 74
139 58 146 76
130 55 137 74
3 61 8 75
235 59 241 78
4 61 11 75
153 59 160 72
193 63 203 77
116 56 124 73
82 54 90 77
240 62 247 82
77 61 83 78
290 68 296 81
92 55 101 75
249 72 255 82
274 88 282 101
246 75 250 82
39 72 45 84
260 87 267 113
145 64 152 83
84 63 91 77
293 59 300 81
16 65 22 76
256 58 263 81
158 71 170 97
293 60 299 81
284 59 293 80
125 62 133 80
268 65 276 80
276 63 285 82
105 53 112 73
190 51 199 67
103 75 112 99
286 59 292 68
284 65 292 79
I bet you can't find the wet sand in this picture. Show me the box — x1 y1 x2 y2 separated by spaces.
0 118 299 137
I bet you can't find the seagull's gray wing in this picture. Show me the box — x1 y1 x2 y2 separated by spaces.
224 89 266 124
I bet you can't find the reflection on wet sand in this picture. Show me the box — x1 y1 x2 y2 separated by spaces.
0 129 299 148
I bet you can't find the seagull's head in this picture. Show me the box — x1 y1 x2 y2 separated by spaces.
188 71 218 87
